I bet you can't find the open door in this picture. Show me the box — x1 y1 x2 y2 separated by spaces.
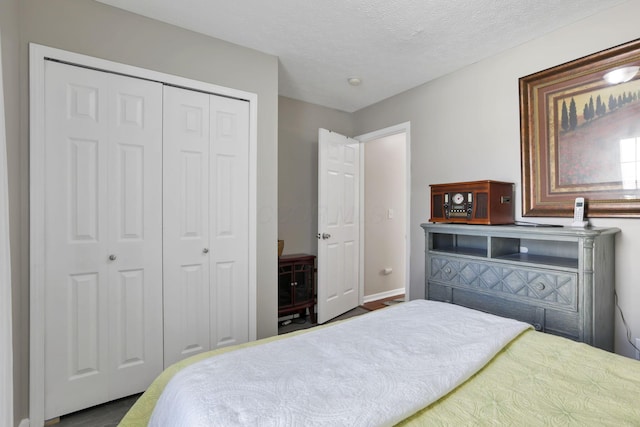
317 129 360 323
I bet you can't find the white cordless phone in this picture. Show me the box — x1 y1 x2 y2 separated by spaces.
571 197 588 227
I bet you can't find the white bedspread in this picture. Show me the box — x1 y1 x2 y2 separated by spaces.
149 300 530 427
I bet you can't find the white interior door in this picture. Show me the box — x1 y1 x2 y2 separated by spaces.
209 95 250 348
163 87 251 367
44 61 163 419
317 128 360 323
163 86 211 367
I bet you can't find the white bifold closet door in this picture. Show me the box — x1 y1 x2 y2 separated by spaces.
163 85 250 367
43 61 163 419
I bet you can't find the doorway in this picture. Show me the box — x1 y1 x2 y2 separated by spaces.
356 123 410 305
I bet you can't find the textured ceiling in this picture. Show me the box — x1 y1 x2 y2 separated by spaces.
97 0 627 112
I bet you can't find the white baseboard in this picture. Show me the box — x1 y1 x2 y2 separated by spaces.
363 288 405 304
19 418 30 427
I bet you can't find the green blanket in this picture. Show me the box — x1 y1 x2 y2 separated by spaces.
120 329 640 426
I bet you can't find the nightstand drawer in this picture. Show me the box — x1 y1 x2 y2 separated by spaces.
429 255 578 311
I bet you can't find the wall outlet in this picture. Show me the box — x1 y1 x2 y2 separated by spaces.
636 338 640 361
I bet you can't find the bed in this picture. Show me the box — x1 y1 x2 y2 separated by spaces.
119 300 640 426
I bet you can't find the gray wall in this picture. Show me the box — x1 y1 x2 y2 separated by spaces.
364 133 406 298
353 1 640 359
278 96 353 255
0 0 22 424
5 1 279 424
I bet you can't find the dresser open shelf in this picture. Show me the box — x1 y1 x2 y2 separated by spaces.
431 231 580 268
422 223 620 351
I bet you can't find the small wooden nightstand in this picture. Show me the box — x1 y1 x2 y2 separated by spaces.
278 254 317 323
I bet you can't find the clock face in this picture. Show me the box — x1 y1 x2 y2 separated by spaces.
452 193 465 204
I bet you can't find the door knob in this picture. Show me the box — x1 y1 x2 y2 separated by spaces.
321 233 331 240
108 254 117 261
203 248 209 254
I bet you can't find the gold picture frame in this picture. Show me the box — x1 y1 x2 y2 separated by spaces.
520 38 640 217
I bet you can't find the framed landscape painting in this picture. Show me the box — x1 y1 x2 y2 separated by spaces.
520 38 640 217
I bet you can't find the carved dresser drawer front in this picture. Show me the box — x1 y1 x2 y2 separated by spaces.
429 256 578 311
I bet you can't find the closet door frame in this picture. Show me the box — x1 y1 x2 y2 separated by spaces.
29 43 258 427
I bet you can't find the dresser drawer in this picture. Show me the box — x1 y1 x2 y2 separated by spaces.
429 255 578 312
428 282 580 341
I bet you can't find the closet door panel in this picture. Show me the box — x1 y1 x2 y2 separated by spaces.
107 75 163 398
209 96 250 348
163 86 211 367
44 62 110 418
44 61 163 419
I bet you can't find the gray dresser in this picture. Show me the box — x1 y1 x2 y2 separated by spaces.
421 223 620 351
